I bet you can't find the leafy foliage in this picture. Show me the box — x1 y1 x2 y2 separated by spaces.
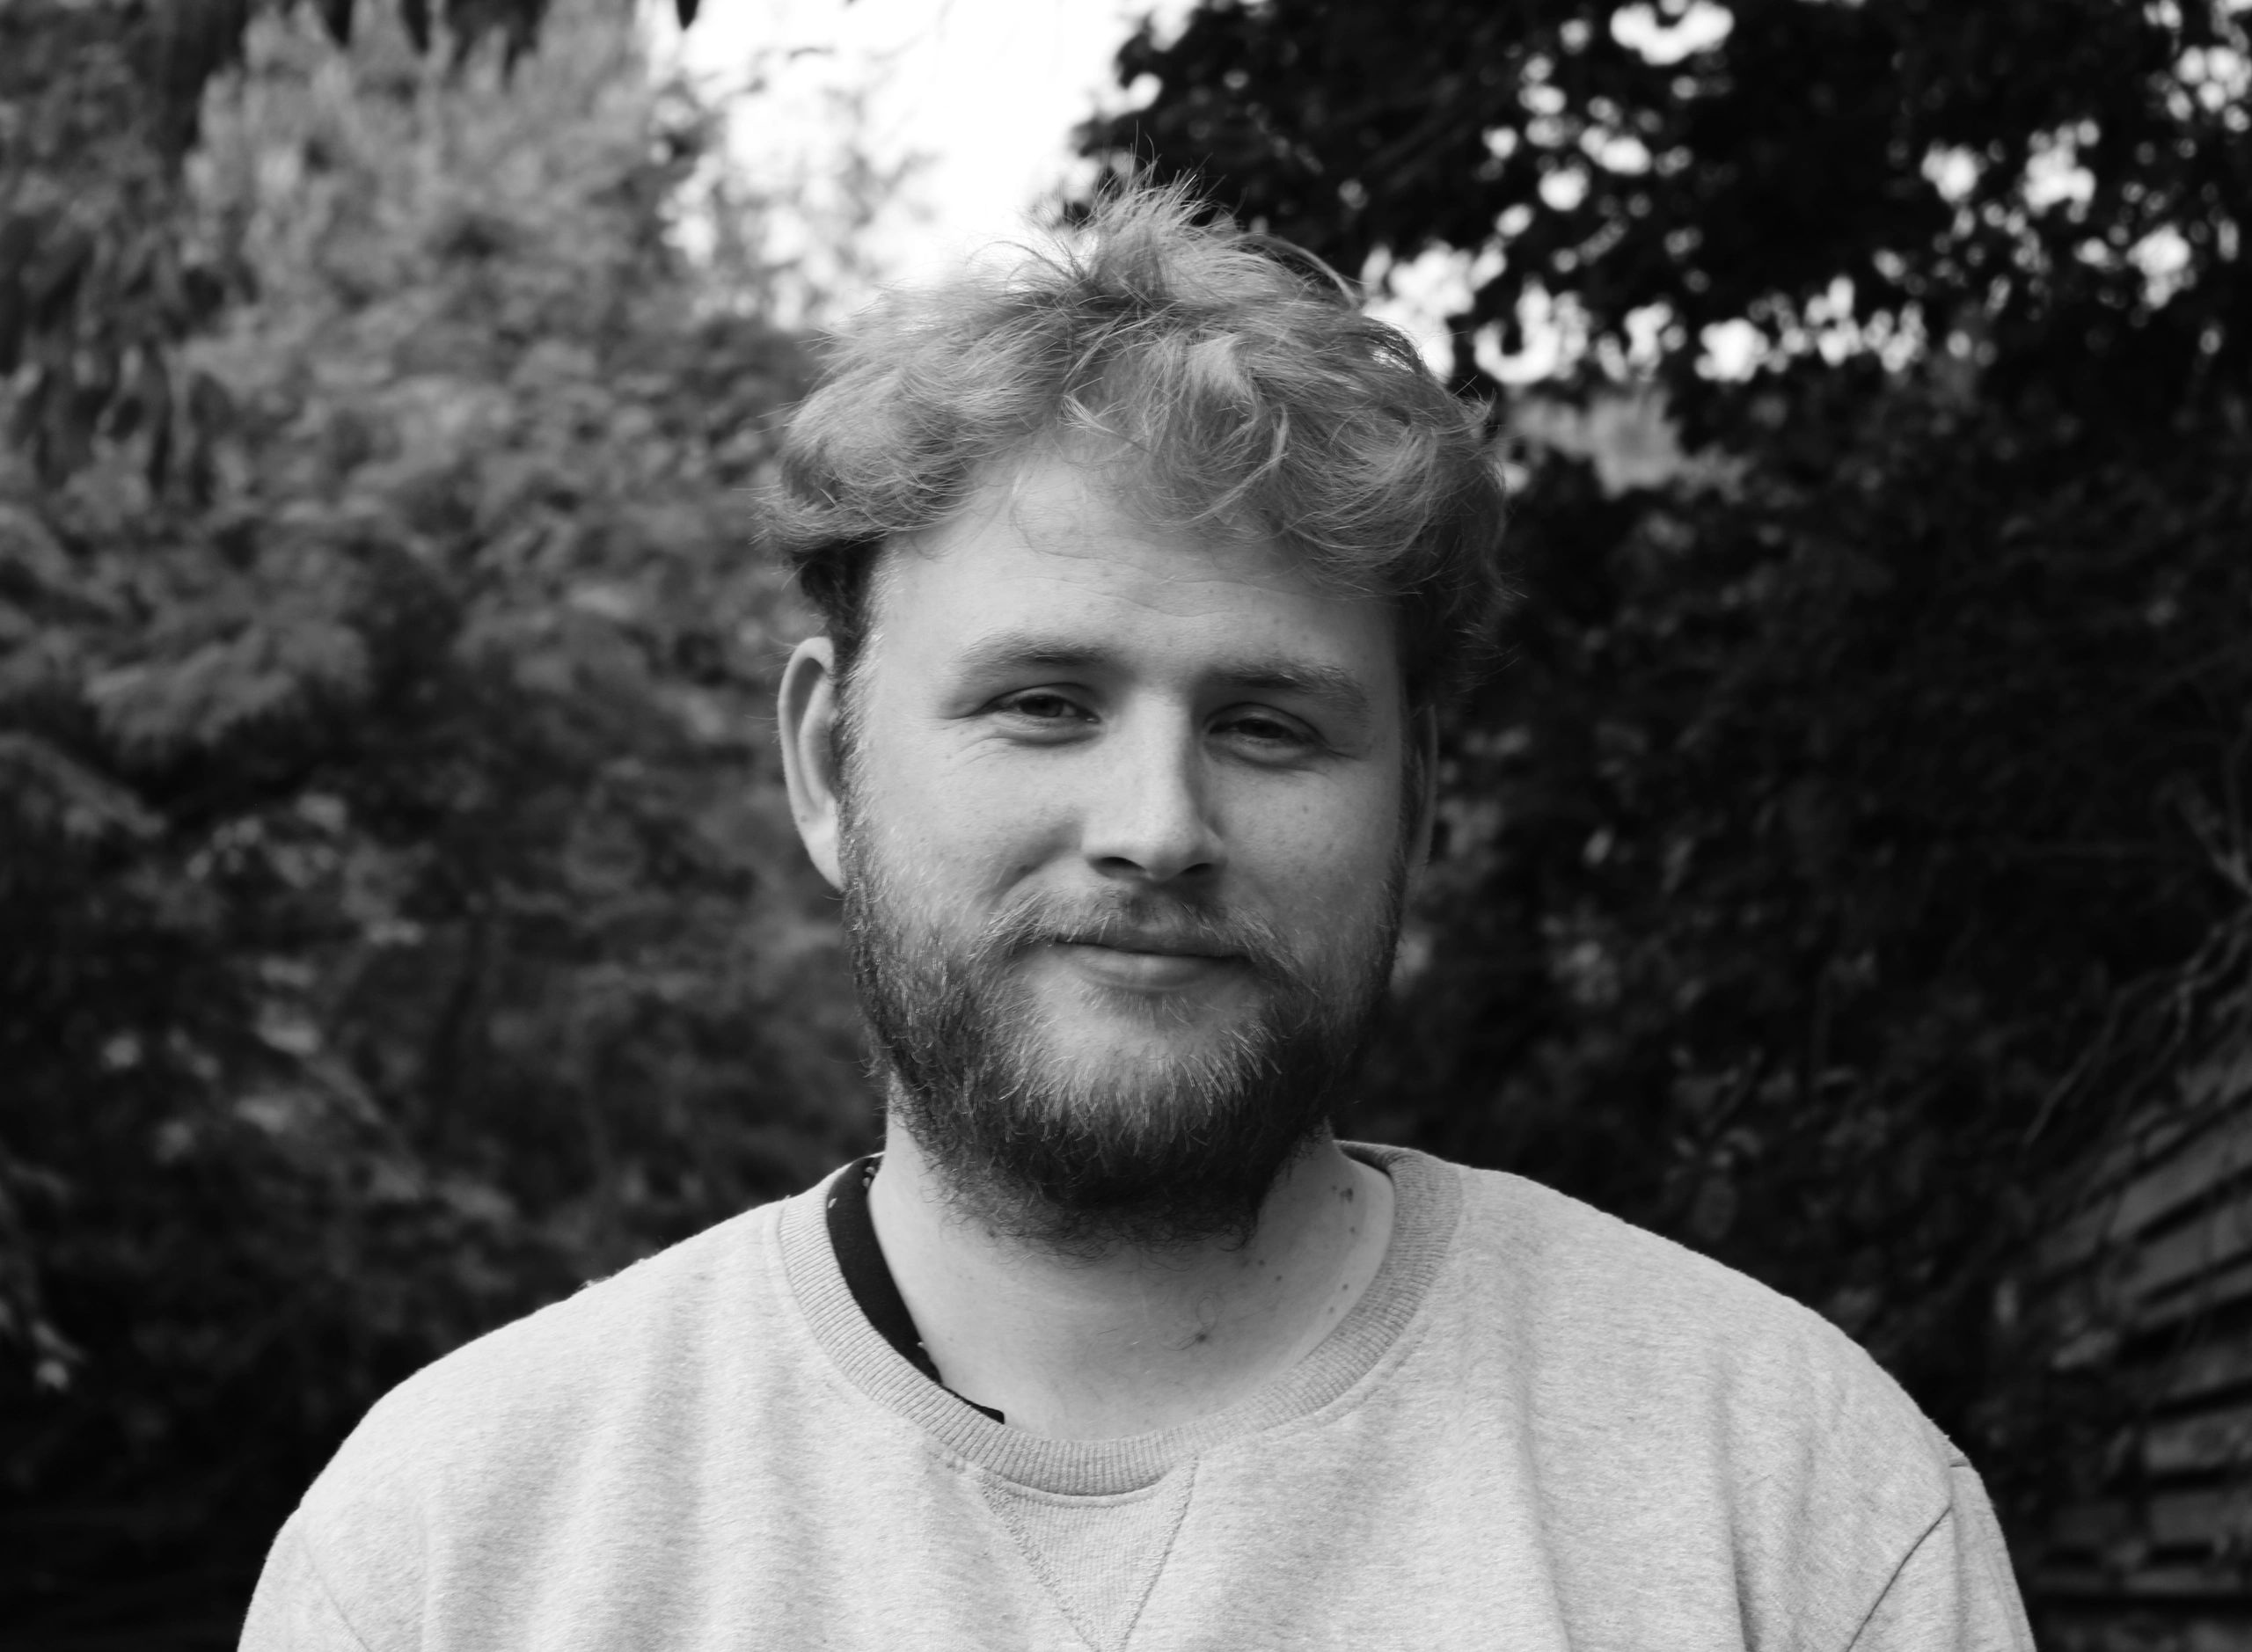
2 3 863 1640
0 0 592 488
1086 0 2252 1549
1087 0 2251 419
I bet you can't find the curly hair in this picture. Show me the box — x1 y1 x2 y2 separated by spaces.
764 182 1511 706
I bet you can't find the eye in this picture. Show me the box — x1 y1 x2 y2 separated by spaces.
992 689 1095 727
1214 707 1321 753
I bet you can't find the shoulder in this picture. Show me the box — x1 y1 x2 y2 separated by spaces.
1368 1151 2029 1650
1421 1155 1964 1530
245 1197 804 1651
294 1196 791 1536
1426 1157 1995 1641
356 1199 781 1444
1448 1159 1947 1436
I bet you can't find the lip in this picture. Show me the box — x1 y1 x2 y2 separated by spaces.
1048 941 1240 992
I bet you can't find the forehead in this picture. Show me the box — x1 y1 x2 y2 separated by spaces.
857 451 1403 696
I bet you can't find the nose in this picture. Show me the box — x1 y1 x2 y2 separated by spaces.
1079 717 1224 886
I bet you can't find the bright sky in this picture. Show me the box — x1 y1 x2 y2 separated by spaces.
646 0 1185 315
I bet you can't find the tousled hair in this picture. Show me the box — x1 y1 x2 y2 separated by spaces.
764 182 1511 705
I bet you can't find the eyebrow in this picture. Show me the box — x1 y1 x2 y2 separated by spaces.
952 632 1376 722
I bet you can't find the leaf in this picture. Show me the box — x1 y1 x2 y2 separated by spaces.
3 3 844 1626
0 731 162 845
87 619 371 759
0 501 76 597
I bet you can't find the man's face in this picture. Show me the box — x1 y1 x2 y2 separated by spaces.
816 450 1418 1250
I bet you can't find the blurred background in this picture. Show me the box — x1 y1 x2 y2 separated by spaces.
3 0 2249 1646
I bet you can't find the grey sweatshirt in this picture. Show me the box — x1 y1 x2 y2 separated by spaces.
240 1145 2034 1650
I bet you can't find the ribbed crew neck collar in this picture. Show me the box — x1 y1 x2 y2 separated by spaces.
777 1143 1462 1496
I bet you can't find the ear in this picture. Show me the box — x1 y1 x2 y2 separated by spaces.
778 635 846 890
1406 703 1441 874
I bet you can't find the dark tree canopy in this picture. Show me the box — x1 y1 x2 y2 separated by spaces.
1086 0 2252 422
1082 0 2252 1568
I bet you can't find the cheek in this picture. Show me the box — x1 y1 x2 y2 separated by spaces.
853 740 1064 890
1247 776 1408 905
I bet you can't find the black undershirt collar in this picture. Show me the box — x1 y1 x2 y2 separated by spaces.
824 1155 1005 1424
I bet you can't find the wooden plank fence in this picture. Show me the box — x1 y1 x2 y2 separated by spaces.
2033 1033 2252 1651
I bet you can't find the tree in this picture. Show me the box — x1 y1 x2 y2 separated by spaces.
1085 0 2250 420
1081 0 2252 1551
2 2 862 1640
0 0 605 488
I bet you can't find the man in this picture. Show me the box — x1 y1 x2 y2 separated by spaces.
242 186 2034 1649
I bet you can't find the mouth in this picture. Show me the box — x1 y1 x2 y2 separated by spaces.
1048 914 1241 959
1044 937 1243 993
1059 933 1233 960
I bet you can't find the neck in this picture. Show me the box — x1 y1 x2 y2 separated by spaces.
866 1118 1395 1440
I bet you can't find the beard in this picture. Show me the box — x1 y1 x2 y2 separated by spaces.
838 805 1405 1259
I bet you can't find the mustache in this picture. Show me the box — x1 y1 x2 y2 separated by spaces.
975 891 1298 978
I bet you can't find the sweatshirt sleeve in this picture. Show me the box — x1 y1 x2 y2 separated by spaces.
238 1516 379 1652
1846 1466 2036 1652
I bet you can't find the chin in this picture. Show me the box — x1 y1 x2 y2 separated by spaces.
890 998 1349 1257
1034 1013 1253 1083
1024 976 1282 1085
1041 972 1261 1034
